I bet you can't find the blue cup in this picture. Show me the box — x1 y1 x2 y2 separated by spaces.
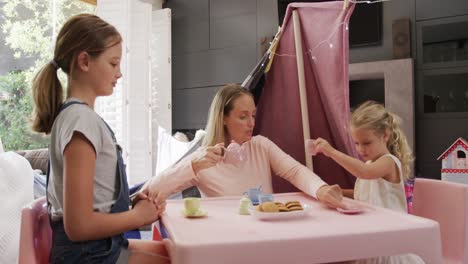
258 194 274 204
243 188 262 205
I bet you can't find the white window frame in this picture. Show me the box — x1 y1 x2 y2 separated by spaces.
96 0 171 185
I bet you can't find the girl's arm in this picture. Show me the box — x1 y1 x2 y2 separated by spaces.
313 138 395 181
63 132 160 241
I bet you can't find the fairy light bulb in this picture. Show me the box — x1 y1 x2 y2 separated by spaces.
270 3 388 62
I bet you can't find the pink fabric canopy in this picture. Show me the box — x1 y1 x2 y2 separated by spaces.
254 2 358 191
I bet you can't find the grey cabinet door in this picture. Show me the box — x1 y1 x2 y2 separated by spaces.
417 67 468 115
416 15 468 70
172 86 220 130
167 0 210 53
416 0 468 21
172 45 256 89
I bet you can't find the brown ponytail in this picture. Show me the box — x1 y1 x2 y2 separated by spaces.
31 14 121 134
31 63 63 134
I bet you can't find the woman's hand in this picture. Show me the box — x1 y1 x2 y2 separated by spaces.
131 190 149 208
191 143 225 175
310 138 335 157
316 184 346 209
139 180 169 211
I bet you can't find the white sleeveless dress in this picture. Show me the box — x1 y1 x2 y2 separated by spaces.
352 154 425 264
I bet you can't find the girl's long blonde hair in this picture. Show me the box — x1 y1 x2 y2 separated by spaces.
31 14 121 134
351 101 414 180
202 84 253 147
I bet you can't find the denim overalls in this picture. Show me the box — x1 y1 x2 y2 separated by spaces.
47 101 131 263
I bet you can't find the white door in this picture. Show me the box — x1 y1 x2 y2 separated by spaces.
151 8 172 175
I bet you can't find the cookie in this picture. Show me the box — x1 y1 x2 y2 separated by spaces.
285 201 301 207
255 205 262 212
287 205 303 211
260 202 279 212
285 204 301 209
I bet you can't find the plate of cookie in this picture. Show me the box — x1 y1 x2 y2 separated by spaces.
248 201 311 220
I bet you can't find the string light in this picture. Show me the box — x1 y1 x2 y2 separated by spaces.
269 0 389 63
349 0 390 4
271 21 345 60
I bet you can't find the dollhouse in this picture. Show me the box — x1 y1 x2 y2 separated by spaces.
437 137 468 184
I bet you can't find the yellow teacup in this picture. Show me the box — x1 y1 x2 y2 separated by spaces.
184 197 200 215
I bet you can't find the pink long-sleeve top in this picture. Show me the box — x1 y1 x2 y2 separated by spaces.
153 135 327 198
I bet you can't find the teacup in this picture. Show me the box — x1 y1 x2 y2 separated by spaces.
258 193 274 204
243 188 262 205
305 139 318 155
224 142 247 166
239 196 253 215
184 197 200 215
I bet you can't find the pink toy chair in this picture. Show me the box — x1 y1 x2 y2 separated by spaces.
18 196 52 264
412 178 468 263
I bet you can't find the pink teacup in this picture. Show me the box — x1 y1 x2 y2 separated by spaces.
223 142 247 165
305 139 318 155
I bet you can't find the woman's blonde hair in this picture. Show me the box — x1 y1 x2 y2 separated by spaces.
32 14 121 134
202 84 253 147
351 101 414 180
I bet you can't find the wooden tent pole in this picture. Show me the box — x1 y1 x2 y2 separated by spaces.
292 10 313 171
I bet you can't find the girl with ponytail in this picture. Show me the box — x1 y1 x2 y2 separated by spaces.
308 101 422 263
32 14 170 263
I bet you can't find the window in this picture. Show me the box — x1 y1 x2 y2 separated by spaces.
0 0 95 151
0 0 171 184
96 0 172 184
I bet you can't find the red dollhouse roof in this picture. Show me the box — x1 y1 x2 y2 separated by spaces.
437 137 468 160
441 169 468 173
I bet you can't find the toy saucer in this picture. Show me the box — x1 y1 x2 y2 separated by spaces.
181 210 208 218
337 205 364 214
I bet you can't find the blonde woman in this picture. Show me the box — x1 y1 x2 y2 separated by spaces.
145 84 345 209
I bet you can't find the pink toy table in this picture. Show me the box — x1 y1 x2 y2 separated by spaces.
160 192 442 264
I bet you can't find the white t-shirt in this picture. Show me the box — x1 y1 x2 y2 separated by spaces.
354 153 407 213
352 155 423 264
48 98 119 220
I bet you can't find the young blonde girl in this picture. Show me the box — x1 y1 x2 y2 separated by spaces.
32 14 169 264
311 101 424 264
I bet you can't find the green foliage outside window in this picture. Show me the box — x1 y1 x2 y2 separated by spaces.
0 71 49 150
0 0 95 151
